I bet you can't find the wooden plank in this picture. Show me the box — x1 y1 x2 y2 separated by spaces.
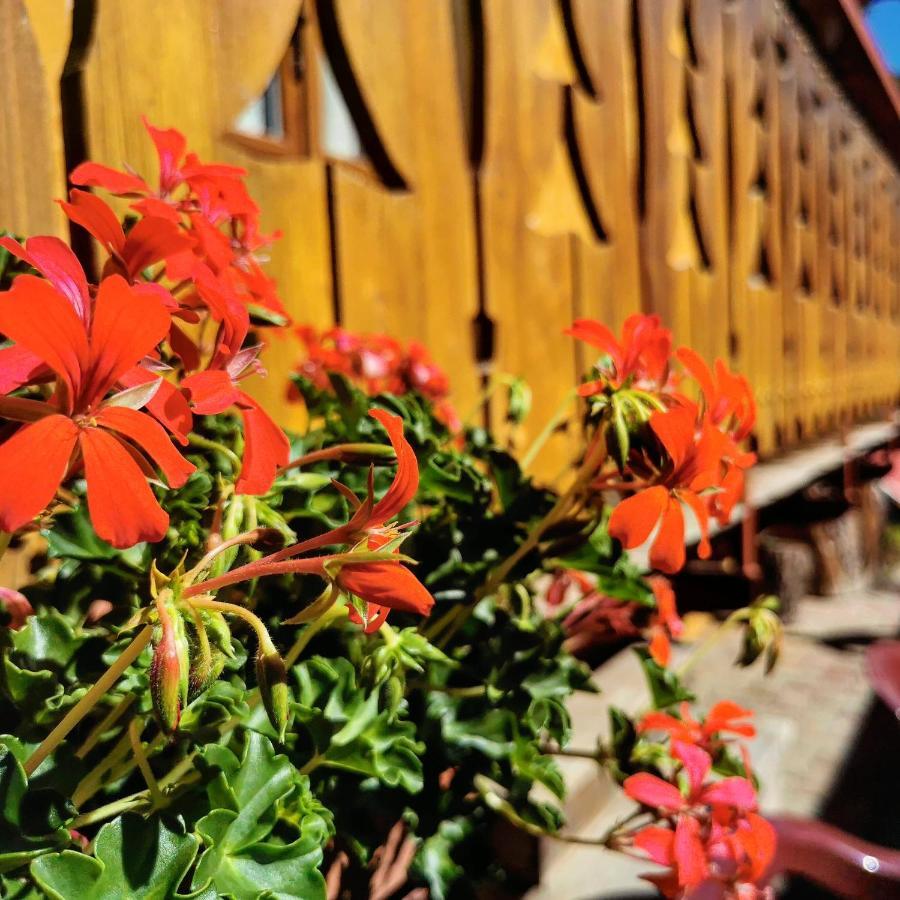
0 1 70 237
568 0 643 336
479 0 586 476
326 0 481 415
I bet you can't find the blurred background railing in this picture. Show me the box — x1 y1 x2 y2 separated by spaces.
2 0 898 473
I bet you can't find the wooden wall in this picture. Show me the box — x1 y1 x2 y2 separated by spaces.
2 0 898 473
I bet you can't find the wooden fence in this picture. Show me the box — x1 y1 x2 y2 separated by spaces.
3 0 899 473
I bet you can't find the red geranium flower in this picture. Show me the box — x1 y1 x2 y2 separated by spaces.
639 700 756 753
566 314 672 394
676 348 757 525
59 190 192 282
608 404 726 573
0 273 194 546
625 741 775 897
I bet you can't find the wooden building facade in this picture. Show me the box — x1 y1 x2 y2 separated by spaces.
3 0 899 469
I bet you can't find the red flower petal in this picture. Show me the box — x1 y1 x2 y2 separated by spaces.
369 408 419 527
638 711 684 735
565 319 622 360
118 367 193 443
121 216 193 278
79 427 169 547
59 190 126 256
650 575 683 637
704 701 755 738
623 772 684 812
649 625 672 667
672 740 712 799
142 117 186 193
181 370 241 415
650 406 696 472
234 392 289 495
0 415 78 531
0 275 89 404
0 235 91 325
0 345 49 394
673 815 709 886
634 825 676 866
676 346 716 408
83 275 171 406
69 162 150 195
677 489 711 559
336 561 435 617
649 497 686 574
701 776 757 813
738 813 777 881
94 406 194 488
609 486 668 549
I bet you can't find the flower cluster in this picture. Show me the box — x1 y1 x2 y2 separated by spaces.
0 119 290 547
292 325 460 431
147 407 434 734
569 315 756 573
622 728 775 897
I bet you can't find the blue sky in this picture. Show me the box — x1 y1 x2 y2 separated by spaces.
866 0 900 75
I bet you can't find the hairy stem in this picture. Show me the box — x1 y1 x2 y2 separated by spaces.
127 718 164 807
521 388 578 472
74 694 135 760
25 625 153 777
187 433 242 471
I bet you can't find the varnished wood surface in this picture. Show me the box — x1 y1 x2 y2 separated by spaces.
3 0 898 475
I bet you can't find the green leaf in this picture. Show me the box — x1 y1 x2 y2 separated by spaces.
31 815 198 899
193 732 328 900
9 610 89 670
292 657 424 792
0 746 68 874
634 648 694 709
415 818 471 900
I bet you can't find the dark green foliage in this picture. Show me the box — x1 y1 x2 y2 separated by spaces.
0 377 661 898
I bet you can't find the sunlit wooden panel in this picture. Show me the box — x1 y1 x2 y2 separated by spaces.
0 0 70 236
327 0 481 415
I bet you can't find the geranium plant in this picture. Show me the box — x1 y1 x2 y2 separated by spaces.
0 121 779 900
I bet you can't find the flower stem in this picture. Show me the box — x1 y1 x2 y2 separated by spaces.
187 433 242 472
72 730 133 808
74 694 135 760
187 596 270 644
676 611 742 679
284 602 348 667
279 443 395 473
24 625 153 777
127 718 164 808
436 427 608 648
521 388 578 472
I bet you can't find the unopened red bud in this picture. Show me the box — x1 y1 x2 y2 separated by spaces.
256 641 290 741
151 597 190 733
150 622 182 733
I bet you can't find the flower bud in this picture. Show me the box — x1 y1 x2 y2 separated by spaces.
0 587 33 630
150 617 183 733
187 610 232 697
256 637 290 741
